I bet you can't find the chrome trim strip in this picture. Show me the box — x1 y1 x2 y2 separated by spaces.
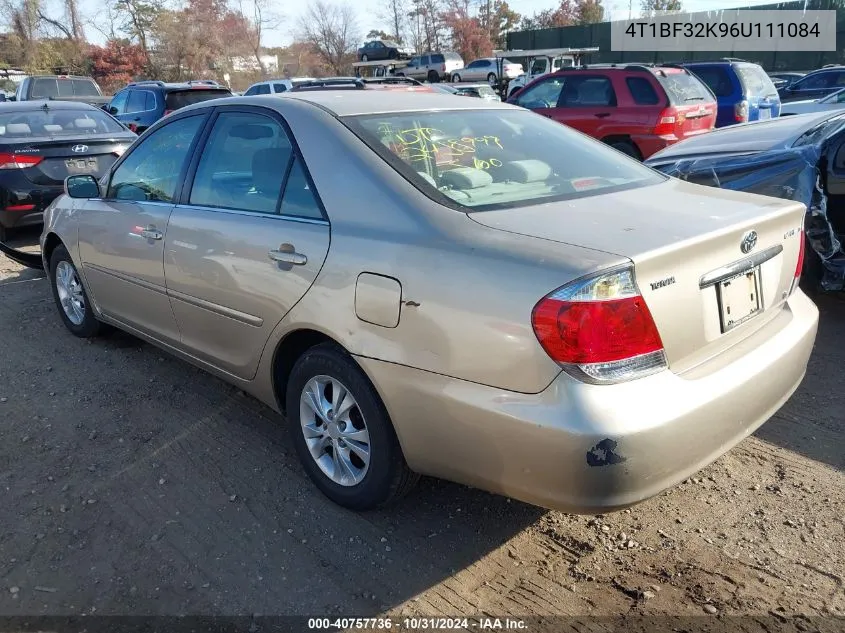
178 204 329 226
699 244 783 289
85 263 167 295
167 288 264 327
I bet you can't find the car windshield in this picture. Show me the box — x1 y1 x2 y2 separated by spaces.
656 70 714 103
165 89 231 110
343 109 664 211
736 65 778 97
0 108 125 137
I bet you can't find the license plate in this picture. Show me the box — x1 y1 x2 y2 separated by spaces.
717 267 762 333
758 108 771 120
66 157 98 173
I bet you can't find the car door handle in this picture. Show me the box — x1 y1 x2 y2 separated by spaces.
140 227 163 240
594 112 611 118
268 248 307 265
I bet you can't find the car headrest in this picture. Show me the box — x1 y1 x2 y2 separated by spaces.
74 118 97 129
252 147 292 194
5 123 31 135
43 124 63 132
440 167 493 190
416 172 437 187
500 160 552 183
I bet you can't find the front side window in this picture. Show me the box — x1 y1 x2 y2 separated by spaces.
344 109 663 211
126 90 147 114
689 66 734 97
795 72 834 90
108 90 129 115
189 112 293 214
107 115 204 202
515 76 565 108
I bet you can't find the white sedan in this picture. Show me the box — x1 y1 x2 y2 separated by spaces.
452 58 522 84
781 87 845 116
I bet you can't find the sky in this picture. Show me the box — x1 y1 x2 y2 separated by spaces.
75 0 780 49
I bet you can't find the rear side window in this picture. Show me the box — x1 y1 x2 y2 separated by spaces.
795 72 835 90
626 77 660 105
165 88 231 110
736 64 778 97
687 66 734 97
656 70 714 103
431 54 444 63
126 90 147 113
559 76 616 107
189 112 292 214
273 83 288 93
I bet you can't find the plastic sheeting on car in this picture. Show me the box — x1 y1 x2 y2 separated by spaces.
650 147 845 291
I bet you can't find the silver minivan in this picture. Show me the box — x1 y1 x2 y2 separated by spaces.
398 52 464 82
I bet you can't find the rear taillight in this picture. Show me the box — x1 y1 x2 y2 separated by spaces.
653 107 678 136
735 100 749 123
789 228 806 296
5 203 35 211
0 153 42 169
531 268 668 384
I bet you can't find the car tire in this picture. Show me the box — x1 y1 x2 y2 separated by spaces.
453 74 461 82
487 73 497 85
361 54 368 62
286 343 418 511
427 70 440 83
800 237 823 292
609 140 642 160
49 245 102 338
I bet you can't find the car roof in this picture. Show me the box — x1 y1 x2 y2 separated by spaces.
649 110 845 161
0 100 101 112
185 91 512 116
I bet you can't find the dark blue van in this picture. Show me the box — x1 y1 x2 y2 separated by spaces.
681 61 781 127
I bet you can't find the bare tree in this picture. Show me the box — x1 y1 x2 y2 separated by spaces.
380 0 407 43
114 0 164 68
238 0 281 78
299 0 359 75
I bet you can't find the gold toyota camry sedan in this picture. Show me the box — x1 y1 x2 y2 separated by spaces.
41 90 819 512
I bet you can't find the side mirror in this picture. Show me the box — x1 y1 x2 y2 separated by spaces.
65 174 100 199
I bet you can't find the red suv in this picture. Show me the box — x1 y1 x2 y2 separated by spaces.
507 64 717 159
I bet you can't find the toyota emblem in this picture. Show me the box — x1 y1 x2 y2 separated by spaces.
740 230 758 254
71 144 88 153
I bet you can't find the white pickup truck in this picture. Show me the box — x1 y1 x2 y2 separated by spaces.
500 47 600 98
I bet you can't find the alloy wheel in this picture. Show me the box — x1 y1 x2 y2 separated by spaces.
55 261 85 326
299 375 371 486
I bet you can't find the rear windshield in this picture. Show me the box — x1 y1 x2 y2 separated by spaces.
31 78 101 98
444 52 462 60
687 66 734 97
343 109 663 211
0 108 125 137
165 89 231 110
655 70 714 104
736 64 778 97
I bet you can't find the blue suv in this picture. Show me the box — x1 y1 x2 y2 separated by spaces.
679 60 781 127
105 80 231 134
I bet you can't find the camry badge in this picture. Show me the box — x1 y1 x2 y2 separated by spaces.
740 230 758 254
71 144 88 153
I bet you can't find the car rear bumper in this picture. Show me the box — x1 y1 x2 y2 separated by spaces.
0 182 62 230
358 290 818 513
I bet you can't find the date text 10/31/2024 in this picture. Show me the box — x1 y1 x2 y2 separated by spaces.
308 617 529 630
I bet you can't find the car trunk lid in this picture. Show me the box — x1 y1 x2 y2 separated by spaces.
2 137 128 186
467 178 806 372
653 68 717 139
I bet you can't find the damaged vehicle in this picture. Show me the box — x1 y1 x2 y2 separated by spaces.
645 110 845 291
15 92 819 513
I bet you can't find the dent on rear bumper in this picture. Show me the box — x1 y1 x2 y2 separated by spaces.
357 291 819 513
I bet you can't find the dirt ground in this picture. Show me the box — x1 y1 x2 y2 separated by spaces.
0 227 843 629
